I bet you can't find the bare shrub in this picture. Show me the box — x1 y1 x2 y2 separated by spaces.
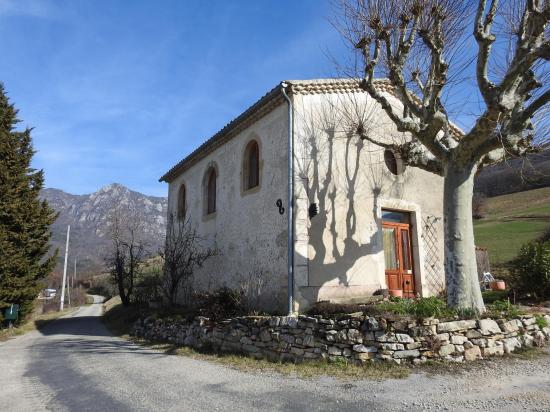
472 192 488 219
104 207 148 306
161 213 218 306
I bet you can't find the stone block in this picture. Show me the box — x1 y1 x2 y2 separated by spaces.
478 319 502 335
464 345 482 361
502 337 521 353
342 348 352 357
353 344 378 353
521 334 534 347
463 341 474 349
280 334 295 344
363 317 380 332
355 352 376 361
407 342 422 350
466 329 482 339
380 343 405 351
396 333 414 343
454 344 465 353
393 349 420 359
450 335 468 345
347 329 362 343
437 320 477 333
325 330 337 342
500 319 522 333
410 325 437 337
522 317 536 326
482 345 504 357
328 346 342 356
439 344 455 356
471 338 487 348
337 330 348 342
375 332 397 342
302 334 315 348
290 347 304 356
240 337 253 345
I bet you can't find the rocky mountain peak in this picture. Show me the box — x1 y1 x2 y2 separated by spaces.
40 184 167 276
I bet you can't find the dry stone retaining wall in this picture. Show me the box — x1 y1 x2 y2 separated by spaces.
131 313 550 364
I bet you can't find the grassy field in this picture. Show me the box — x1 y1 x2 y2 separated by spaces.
474 187 550 265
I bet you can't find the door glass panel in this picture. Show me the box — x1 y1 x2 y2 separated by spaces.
383 227 398 270
401 229 411 271
381 210 410 224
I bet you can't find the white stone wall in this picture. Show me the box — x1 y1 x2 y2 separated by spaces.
166 88 445 313
292 91 445 311
167 105 290 312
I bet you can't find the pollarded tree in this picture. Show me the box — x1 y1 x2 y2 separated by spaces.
0 83 58 319
335 0 549 312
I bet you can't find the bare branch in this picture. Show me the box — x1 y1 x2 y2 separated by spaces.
474 0 499 104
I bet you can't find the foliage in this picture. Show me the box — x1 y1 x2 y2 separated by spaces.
133 272 163 305
306 301 365 316
194 287 247 320
0 83 58 320
509 241 550 300
481 290 509 304
87 279 117 301
535 314 548 329
102 297 144 336
377 297 455 319
486 300 522 318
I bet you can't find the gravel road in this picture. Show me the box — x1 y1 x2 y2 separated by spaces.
1 297 549 411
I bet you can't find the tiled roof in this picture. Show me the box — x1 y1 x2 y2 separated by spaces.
159 78 463 182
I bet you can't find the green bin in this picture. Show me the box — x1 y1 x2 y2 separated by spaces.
4 304 19 321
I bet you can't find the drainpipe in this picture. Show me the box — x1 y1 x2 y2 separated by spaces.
281 82 294 315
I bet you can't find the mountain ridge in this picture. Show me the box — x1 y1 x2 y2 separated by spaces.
41 183 167 276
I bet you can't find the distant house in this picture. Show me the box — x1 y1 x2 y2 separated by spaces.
160 79 446 313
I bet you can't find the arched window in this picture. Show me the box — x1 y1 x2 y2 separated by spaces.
384 149 406 175
244 140 260 190
177 184 186 220
206 168 216 214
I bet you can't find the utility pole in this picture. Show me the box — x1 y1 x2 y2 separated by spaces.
60 225 70 311
74 259 77 289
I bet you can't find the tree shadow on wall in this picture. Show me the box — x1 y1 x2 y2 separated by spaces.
294 95 409 302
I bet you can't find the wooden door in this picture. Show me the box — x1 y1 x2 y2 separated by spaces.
382 218 415 298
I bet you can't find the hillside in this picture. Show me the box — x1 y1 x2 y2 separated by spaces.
475 146 550 197
41 184 167 276
473 187 550 266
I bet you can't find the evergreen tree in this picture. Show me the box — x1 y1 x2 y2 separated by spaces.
0 83 57 320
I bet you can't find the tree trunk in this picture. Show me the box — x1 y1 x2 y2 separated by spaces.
443 163 486 313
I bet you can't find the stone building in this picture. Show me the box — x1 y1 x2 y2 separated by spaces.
160 79 446 314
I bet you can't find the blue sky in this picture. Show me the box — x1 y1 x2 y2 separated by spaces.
0 0 346 196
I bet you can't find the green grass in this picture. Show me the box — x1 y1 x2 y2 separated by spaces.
474 187 550 265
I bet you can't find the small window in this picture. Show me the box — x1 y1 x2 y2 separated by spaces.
206 168 216 214
177 184 186 220
384 149 406 175
381 209 410 224
244 140 260 190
